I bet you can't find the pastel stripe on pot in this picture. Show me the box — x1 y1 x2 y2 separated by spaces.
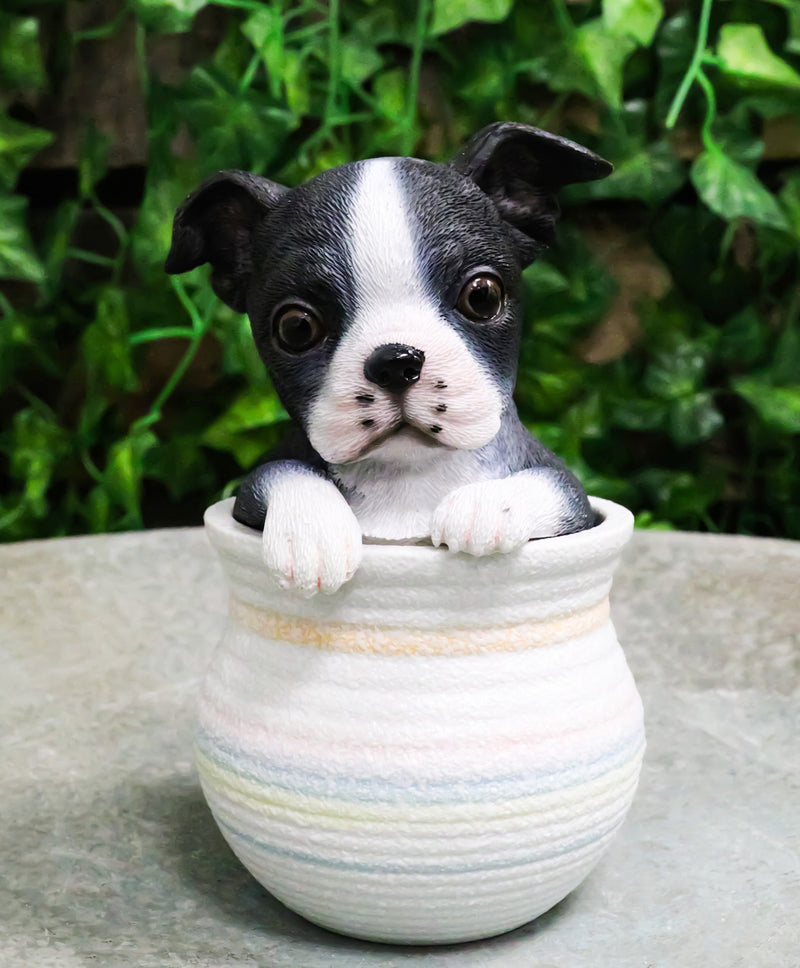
199 497 645 945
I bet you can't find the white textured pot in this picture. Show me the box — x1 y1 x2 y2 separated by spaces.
199 497 645 945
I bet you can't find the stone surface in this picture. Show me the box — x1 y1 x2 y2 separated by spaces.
1 526 798 966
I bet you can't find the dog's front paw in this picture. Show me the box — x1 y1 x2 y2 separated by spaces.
262 474 363 596
430 474 568 556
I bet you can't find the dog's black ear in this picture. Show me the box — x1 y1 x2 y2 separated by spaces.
165 170 288 311
451 122 612 262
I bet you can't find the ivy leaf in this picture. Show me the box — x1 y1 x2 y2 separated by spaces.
668 392 724 445
0 15 45 91
430 0 514 37
203 387 288 467
241 8 284 98
643 341 708 400
574 20 637 108
373 69 406 119
0 116 52 189
567 140 685 205
523 262 570 296
131 0 206 33
104 429 158 519
82 290 138 391
690 149 790 231
10 407 69 518
0 194 45 283
733 379 800 434
282 49 311 117
779 167 800 238
341 40 383 87
717 24 800 90
717 308 769 367
602 0 664 48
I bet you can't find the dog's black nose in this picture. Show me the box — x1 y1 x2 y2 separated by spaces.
363 344 425 392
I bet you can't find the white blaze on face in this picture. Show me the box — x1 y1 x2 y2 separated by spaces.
307 158 503 465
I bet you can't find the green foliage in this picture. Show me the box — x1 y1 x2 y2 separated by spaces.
1 0 799 540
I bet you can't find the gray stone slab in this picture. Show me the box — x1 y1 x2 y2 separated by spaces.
1 526 798 967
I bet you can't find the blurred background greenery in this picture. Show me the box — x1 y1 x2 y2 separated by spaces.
1 0 799 542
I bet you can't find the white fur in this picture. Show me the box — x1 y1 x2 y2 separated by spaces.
307 159 502 466
334 448 488 541
261 474 363 596
430 473 570 556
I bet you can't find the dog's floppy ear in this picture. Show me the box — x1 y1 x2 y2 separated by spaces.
165 170 288 311
451 122 612 263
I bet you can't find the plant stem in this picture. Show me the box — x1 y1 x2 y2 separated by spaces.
695 68 719 152
324 0 341 128
549 0 575 41
133 279 214 431
665 0 715 130
402 0 432 156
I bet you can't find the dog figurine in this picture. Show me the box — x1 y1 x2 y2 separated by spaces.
166 122 612 595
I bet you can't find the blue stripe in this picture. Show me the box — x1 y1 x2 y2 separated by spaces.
196 729 645 806
214 812 623 876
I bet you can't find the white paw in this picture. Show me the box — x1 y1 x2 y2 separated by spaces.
262 474 363 596
430 475 567 556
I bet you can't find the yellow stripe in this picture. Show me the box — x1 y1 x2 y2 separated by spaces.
228 596 610 656
196 744 643 827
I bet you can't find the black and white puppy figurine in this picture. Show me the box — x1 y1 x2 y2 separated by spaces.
166 122 612 595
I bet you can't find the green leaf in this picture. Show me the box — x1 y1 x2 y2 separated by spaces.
283 49 311 117
9 407 68 518
717 308 769 367
341 40 383 87
643 341 708 400
733 379 800 433
717 24 800 90
82 290 137 391
567 140 685 205
241 8 284 98
203 387 288 467
788 6 800 57
373 69 406 119
603 0 664 47
0 194 45 283
574 20 637 108
144 435 216 501
779 170 800 238
523 262 570 296
104 430 158 518
0 116 52 190
430 0 514 37
132 0 206 33
668 392 724 445
690 150 790 231
637 468 723 520
610 396 668 431
0 15 46 91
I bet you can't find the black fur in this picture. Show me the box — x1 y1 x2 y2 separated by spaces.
165 123 611 537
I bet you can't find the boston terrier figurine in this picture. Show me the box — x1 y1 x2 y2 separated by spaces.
166 122 612 595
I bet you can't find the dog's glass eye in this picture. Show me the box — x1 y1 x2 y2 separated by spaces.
457 274 504 321
274 305 326 353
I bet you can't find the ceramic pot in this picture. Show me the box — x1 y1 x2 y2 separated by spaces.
199 497 644 945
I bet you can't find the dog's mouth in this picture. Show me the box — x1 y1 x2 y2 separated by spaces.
356 418 445 460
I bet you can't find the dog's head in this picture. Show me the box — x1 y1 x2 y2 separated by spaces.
166 123 610 466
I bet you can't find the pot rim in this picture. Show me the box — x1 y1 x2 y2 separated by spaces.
204 496 633 582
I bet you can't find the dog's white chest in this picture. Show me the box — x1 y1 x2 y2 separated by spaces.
334 450 486 541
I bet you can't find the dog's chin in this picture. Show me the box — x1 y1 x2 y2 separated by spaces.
316 421 449 467
355 423 446 464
